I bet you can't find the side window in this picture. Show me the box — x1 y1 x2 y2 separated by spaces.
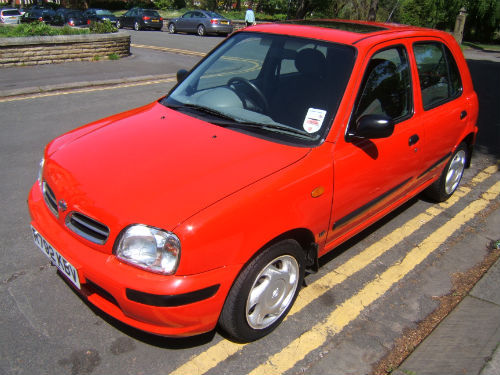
353 46 412 122
413 42 463 110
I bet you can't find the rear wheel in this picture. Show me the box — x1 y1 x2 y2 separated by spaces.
134 21 140 31
116 20 121 29
219 239 305 342
425 143 468 202
197 24 206 36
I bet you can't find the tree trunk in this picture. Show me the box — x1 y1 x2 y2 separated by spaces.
367 0 378 21
295 0 310 19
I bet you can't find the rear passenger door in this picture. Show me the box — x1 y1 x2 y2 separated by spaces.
411 41 468 181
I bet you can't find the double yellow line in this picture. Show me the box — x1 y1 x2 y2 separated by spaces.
131 43 207 57
171 165 499 375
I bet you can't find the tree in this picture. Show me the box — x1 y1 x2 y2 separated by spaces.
368 0 379 20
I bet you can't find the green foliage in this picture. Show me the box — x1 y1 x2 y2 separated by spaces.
108 52 120 59
89 20 118 33
154 0 186 10
0 22 89 38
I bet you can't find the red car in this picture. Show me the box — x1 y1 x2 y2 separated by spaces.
28 20 478 342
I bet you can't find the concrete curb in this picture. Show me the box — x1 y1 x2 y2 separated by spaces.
0 73 176 98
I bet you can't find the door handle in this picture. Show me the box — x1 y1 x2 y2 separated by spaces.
460 110 467 120
409 134 419 146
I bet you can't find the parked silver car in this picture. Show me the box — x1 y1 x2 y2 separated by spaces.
0 8 21 24
168 10 233 36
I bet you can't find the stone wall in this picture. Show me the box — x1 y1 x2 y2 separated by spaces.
0 32 130 67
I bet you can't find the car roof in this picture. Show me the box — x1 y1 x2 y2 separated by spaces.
247 20 453 47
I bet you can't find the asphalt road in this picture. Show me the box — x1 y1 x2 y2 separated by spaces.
0 31 499 375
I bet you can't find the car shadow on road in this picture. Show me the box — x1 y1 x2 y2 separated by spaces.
467 59 500 158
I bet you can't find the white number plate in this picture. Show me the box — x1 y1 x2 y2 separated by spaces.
31 226 81 289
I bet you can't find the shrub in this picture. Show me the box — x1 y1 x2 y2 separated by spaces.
0 22 89 37
89 20 118 33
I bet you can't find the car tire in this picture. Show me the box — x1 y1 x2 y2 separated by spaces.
218 239 305 342
425 143 468 202
168 23 176 33
134 21 140 31
197 24 206 36
116 20 121 29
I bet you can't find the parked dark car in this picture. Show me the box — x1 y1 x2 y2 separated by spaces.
168 10 232 36
84 8 118 27
20 8 55 23
51 9 88 27
117 8 163 31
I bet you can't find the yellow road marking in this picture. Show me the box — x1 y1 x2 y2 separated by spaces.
131 43 207 57
249 181 500 375
170 166 498 375
0 77 177 103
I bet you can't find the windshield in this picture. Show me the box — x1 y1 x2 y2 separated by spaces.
162 32 355 146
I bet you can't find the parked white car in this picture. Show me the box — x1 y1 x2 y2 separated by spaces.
0 8 21 24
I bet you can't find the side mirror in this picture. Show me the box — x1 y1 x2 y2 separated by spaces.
176 69 189 84
350 114 394 139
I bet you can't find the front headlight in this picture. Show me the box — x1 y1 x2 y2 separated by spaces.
115 224 181 275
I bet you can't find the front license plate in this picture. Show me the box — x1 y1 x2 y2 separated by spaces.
31 226 81 289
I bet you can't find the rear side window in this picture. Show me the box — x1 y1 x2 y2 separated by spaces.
413 42 463 110
353 45 412 123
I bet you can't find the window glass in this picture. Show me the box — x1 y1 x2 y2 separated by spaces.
413 42 462 110
353 46 412 122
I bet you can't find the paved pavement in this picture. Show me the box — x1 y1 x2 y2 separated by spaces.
1 43 499 375
393 208 500 375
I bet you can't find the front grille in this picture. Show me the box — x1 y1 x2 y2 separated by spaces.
42 181 58 217
66 212 109 245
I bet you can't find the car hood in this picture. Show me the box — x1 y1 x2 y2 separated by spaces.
45 101 310 235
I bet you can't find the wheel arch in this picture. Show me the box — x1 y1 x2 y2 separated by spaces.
461 132 476 168
245 228 319 275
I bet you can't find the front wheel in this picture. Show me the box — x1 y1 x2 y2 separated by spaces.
168 23 176 33
425 143 468 202
219 239 305 342
116 20 121 29
197 24 206 36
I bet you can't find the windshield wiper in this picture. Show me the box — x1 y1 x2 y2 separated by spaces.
225 121 317 140
167 103 317 140
166 103 237 122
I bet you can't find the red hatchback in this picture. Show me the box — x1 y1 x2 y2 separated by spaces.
28 20 478 342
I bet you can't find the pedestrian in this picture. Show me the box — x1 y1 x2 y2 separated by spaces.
245 6 255 27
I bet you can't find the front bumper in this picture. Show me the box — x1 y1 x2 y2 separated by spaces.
28 183 240 337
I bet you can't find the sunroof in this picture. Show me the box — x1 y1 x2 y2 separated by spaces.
279 20 388 33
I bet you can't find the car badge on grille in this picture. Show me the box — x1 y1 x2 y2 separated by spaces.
58 200 68 212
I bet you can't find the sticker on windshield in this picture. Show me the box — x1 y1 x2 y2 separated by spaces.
303 108 326 133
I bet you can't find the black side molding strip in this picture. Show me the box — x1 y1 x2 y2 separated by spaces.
417 152 451 180
333 177 412 230
126 284 220 307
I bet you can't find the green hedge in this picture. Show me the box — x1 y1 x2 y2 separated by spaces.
0 22 118 38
